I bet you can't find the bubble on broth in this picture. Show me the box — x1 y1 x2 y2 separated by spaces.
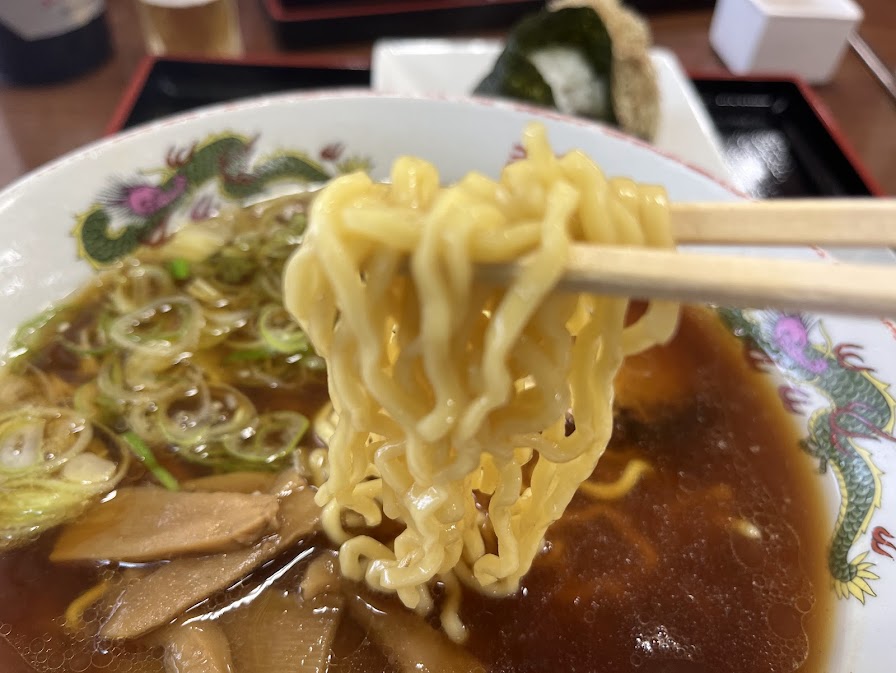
795 594 814 614
632 622 698 662
720 465 813 673
1 610 165 673
729 527 765 568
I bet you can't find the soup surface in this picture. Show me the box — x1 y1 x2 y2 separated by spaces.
0 195 832 673
0 306 833 673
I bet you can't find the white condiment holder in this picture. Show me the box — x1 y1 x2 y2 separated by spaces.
709 0 863 84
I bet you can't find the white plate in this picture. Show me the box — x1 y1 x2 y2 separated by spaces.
372 39 733 184
0 92 893 671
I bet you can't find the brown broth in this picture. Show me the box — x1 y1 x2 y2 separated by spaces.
455 308 833 673
0 307 833 673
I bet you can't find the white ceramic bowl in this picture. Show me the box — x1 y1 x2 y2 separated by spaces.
1 92 893 670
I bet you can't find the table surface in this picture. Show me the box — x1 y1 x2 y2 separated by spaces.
0 0 893 193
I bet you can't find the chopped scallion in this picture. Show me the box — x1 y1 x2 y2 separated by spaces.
226 347 273 362
120 431 179 491
167 258 192 281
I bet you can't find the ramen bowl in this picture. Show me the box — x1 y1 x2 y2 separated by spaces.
0 92 893 672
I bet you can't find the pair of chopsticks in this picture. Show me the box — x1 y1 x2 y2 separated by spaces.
479 199 896 317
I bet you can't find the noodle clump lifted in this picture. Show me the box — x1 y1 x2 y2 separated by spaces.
283 123 679 641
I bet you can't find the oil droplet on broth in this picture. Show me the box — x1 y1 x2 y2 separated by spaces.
729 526 765 569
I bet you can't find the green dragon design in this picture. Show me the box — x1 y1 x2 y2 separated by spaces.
720 308 889 603
73 133 370 267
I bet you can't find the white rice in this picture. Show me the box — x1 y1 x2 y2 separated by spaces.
529 47 610 119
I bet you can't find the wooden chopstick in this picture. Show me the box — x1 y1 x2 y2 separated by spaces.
671 199 896 247
476 245 896 317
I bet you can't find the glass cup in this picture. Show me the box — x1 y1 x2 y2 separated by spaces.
135 0 243 57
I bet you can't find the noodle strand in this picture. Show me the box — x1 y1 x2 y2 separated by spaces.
284 123 679 642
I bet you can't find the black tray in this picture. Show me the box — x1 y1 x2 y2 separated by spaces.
692 76 882 197
105 55 371 134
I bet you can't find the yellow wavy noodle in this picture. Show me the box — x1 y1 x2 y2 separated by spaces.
283 123 678 642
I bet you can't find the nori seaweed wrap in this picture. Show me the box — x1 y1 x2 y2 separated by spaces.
475 1 659 140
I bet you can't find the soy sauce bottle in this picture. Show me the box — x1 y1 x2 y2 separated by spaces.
0 0 112 85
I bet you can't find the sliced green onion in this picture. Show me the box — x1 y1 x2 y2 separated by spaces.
59 339 110 358
157 443 267 473
125 402 165 445
226 347 272 363
154 224 229 263
221 328 267 351
60 453 117 485
8 306 64 362
1 484 97 550
167 258 192 281
97 355 203 406
183 278 251 348
301 354 327 372
185 276 228 306
0 408 92 479
252 196 308 237
256 267 285 302
258 223 305 263
158 383 256 448
0 417 44 473
258 304 310 354
199 307 251 348
120 374 206 433
108 296 203 358
73 382 105 420
228 353 320 389
222 411 308 464
0 422 130 551
58 311 111 357
108 263 176 314
0 372 45 408
206 251 257 285
120 431 179 491
166 444 229 468
288 212 308 233
153 378 212 447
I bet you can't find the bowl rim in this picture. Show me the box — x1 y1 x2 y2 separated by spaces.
0 89 749 211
